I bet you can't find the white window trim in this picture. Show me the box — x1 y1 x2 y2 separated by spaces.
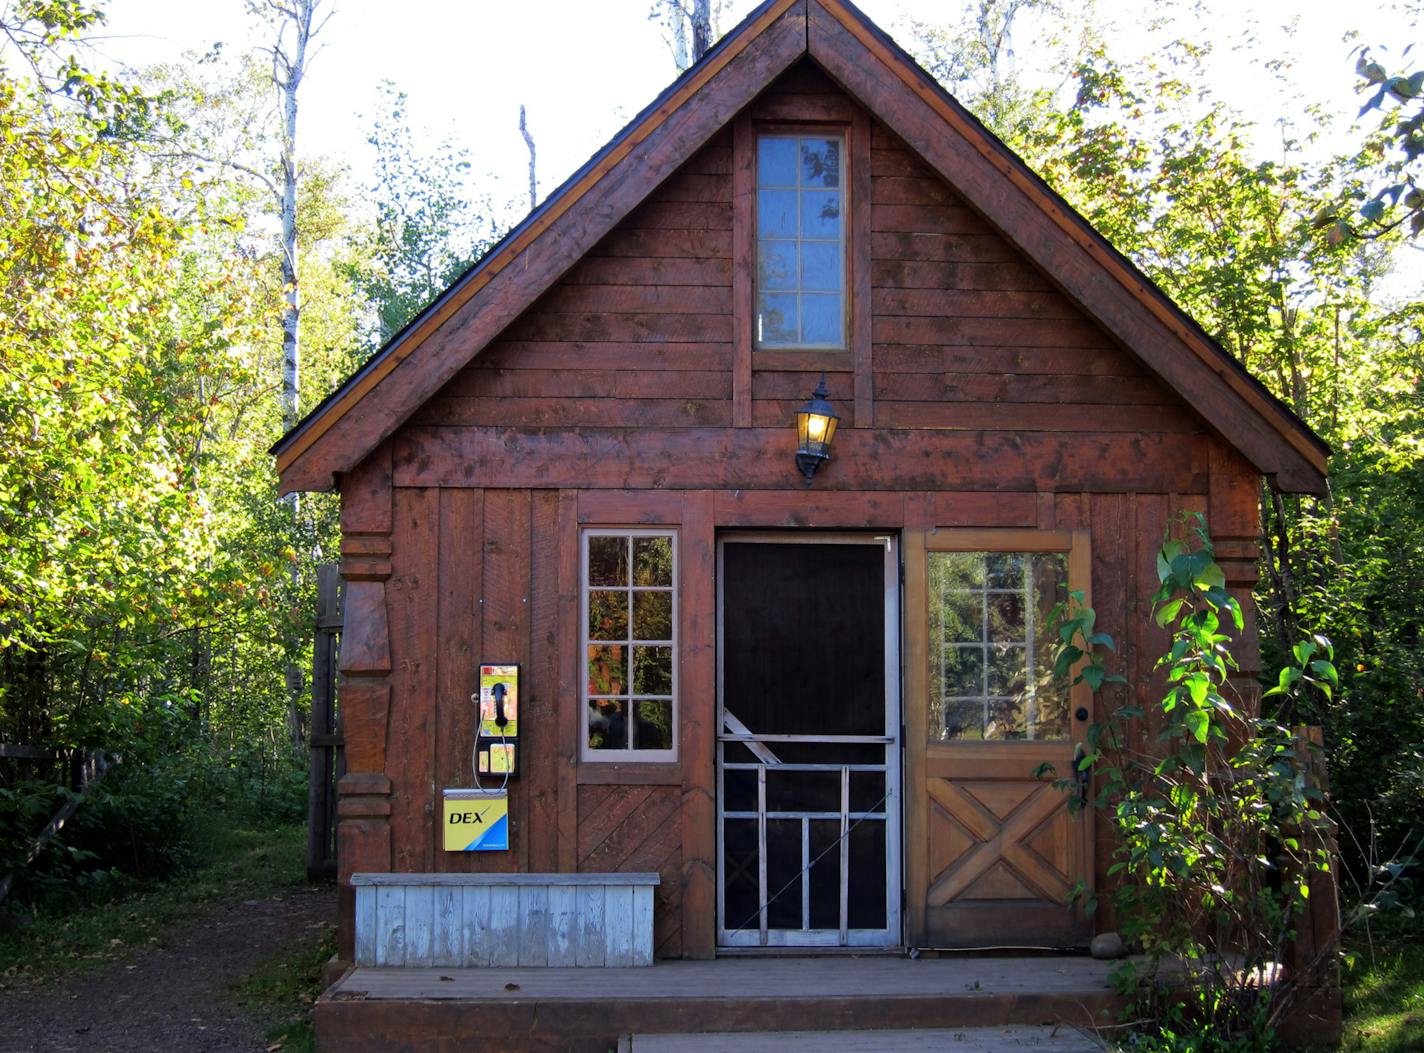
580 528 679 763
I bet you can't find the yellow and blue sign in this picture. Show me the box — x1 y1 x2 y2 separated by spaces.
442 788 509 852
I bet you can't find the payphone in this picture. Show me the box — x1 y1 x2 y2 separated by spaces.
441 663 519 852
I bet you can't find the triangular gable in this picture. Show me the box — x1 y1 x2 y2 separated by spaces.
273 0 1328 495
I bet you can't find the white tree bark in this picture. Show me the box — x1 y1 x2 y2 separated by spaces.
519 104 538 212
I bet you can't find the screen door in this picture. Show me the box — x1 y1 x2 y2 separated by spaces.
716 534 901 949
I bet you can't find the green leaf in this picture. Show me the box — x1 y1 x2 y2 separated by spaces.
1185 710 1210 744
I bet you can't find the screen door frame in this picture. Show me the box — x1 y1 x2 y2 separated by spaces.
715 531 903 950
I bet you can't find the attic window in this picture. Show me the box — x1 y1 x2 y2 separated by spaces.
755 132 846 350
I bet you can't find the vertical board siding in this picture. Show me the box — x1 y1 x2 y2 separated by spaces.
388 489 438 873
354 877 660 968
434 488 482 875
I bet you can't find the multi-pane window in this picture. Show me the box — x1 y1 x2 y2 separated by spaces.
756 133 846 349
928 551 1070 741
583 531 677 759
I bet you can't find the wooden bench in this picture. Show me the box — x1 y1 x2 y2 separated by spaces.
352 872 660 967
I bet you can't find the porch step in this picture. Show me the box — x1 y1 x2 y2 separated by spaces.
620 1026 1107 1051
317 957 1124 1053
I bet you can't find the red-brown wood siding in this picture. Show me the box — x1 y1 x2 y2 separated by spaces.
335 63 1258 959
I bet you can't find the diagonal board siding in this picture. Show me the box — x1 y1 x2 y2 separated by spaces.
579 784 684 958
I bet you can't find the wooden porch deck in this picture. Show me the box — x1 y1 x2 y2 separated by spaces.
317 956 1125 1053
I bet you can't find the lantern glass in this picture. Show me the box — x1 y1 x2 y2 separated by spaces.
794 374 840 481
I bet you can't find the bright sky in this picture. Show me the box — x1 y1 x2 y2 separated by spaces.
92 0 1415 226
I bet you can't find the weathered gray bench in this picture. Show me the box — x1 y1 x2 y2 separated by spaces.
351 872 660 967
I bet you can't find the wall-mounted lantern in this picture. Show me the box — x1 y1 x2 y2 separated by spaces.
795 373 840 483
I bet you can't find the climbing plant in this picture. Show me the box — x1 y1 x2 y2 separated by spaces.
1051 513 1338 1050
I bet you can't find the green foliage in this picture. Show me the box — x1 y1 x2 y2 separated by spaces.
1344 47 1424 239
349 81 504 344
1054 515 1337 1049
0 0 343 904
913 1 1424 922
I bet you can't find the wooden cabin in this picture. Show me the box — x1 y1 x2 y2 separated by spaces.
273 1 1331 1049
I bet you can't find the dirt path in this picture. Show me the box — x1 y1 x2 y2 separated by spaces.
0 885 333 1053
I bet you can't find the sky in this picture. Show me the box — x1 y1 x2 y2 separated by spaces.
89 0 1417 228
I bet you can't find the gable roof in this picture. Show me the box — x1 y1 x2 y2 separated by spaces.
273 0 1329 496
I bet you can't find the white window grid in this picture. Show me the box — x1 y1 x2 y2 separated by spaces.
755 131 847 350
934 552 1067 742
581 529 678 762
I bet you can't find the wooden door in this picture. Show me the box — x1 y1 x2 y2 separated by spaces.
905 529 1093 949
716 534 902 949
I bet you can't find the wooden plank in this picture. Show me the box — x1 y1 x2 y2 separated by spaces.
579 785 658 863
404 885 435 966
555 491 581 871
527 490 562 873
870 175 959 205
874 402 1201 434
518 883 549 968
750 349 855 373
415 396 732 429
753 370 854 401
576 489 686 526
870 231 1019 263
576 885 607 967
393 427 1212 495
871 203 992 235
622 200 733 231
435 489 482 876
623 1028 1107 1052
442 369 731 402
872 316 1108 348
873 345 1143 377
852 106 873 428
633 885 656 967
488 885 520 967
874 372 1170 405
680 490 717 959
872 288 1079 319
647 171 733 204
461 884 493 966
901 502 930 945
537 283 730 315
547 884 579 967
483 490 533 873
749 92 862 122
432 884 462 967
478 341 733 372
923 491 1036 527
278 0 808 492
388 488 439 874
591 227 733 260
501 312 734 345
605 886 635 967
733 114 754 428
871 258 1052 292
354 885 377 965
562 255 732 286
713 489 904 527
351 872 662 887
375 884 406 966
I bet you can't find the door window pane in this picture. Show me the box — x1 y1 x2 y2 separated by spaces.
928 550 1070 741
756 133 847 349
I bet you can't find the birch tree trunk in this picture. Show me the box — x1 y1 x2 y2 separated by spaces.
253 0 330 752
